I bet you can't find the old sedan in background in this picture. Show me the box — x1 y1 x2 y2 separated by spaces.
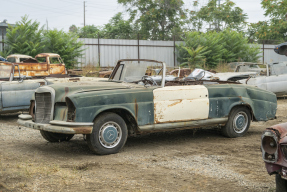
18 59 277 155
261 123 287 191
0 61 104 114
240 62 287 97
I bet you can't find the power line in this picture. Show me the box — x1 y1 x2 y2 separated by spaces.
6 0 82 17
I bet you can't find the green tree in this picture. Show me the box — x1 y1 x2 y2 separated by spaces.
219 29 261 63
77 25 104 38
69 24 78 33
118 0 186 40
5 15 44 57
185 0 247 32
177 29 261 68
4 16 84 69
177 31 225 68
43 29 84 68
179 46 209 68
102 12 136 39
247 0 287 43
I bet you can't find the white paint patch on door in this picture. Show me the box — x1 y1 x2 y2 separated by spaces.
153 85 209 123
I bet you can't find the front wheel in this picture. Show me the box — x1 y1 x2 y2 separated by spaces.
40 130 74 142
86 112 128 155
222 106 251 138
276 174 287 192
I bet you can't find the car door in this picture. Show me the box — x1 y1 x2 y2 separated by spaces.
265 75 287 95
49 57 66 75
1 80 46 109
153 85 210 123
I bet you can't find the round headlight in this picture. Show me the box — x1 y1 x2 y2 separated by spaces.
262 136 277 154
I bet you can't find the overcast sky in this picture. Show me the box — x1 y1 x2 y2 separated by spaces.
1 0 269 31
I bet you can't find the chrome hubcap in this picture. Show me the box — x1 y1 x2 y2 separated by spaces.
99 121 122 148
233 112 248 134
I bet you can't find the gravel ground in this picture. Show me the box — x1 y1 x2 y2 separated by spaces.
1 99 287 191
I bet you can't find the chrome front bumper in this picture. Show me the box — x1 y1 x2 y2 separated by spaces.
18 115 93 134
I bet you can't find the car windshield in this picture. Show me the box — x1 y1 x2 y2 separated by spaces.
7 57 16 63
49 57 61 64
111 61 163 83
37 57 46 63
270 62 287 75
0 64 12 79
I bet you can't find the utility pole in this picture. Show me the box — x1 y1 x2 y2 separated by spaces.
84 1 86 27
217 0 221 31
46 18 48 31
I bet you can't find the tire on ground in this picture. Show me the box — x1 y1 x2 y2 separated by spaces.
222 106 251 138
40 130 74 142
276 174 287 192
86 112 128 155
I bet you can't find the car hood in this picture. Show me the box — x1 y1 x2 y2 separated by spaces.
36 80 138 102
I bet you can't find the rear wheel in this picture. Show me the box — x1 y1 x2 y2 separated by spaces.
276 174 287 192
222 106 251 138
40 130 74 142
86 112 128 155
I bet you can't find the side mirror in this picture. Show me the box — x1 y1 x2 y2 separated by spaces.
19 75 26 83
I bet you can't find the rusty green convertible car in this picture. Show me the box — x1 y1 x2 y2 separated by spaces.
18 59 277 155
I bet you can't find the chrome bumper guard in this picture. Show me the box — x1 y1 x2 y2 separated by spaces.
18 114 93 134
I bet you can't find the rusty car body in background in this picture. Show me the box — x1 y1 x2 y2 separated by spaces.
4 53 66 77
18 59 277 155
6 54 33 63
261 123 287 191
0 61 104 114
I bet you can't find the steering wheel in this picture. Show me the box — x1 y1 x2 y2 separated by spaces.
141 75 158 86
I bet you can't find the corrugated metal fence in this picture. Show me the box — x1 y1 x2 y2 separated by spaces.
77 38 183 68
77 38 287 68
261 44 287 64
0 36 286 67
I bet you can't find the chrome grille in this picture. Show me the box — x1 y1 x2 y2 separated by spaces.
282 145 287 160
35 92 52 124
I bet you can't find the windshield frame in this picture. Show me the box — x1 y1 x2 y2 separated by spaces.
0 63 15 81
109 59 166 87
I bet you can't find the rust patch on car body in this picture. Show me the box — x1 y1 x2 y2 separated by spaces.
73 127 93 134
167 99 183 107
4 53 66 77
61 87 69 102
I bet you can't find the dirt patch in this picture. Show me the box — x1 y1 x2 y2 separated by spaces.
1 100 287 191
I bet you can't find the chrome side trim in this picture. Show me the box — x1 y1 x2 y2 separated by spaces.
139 118 228 131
